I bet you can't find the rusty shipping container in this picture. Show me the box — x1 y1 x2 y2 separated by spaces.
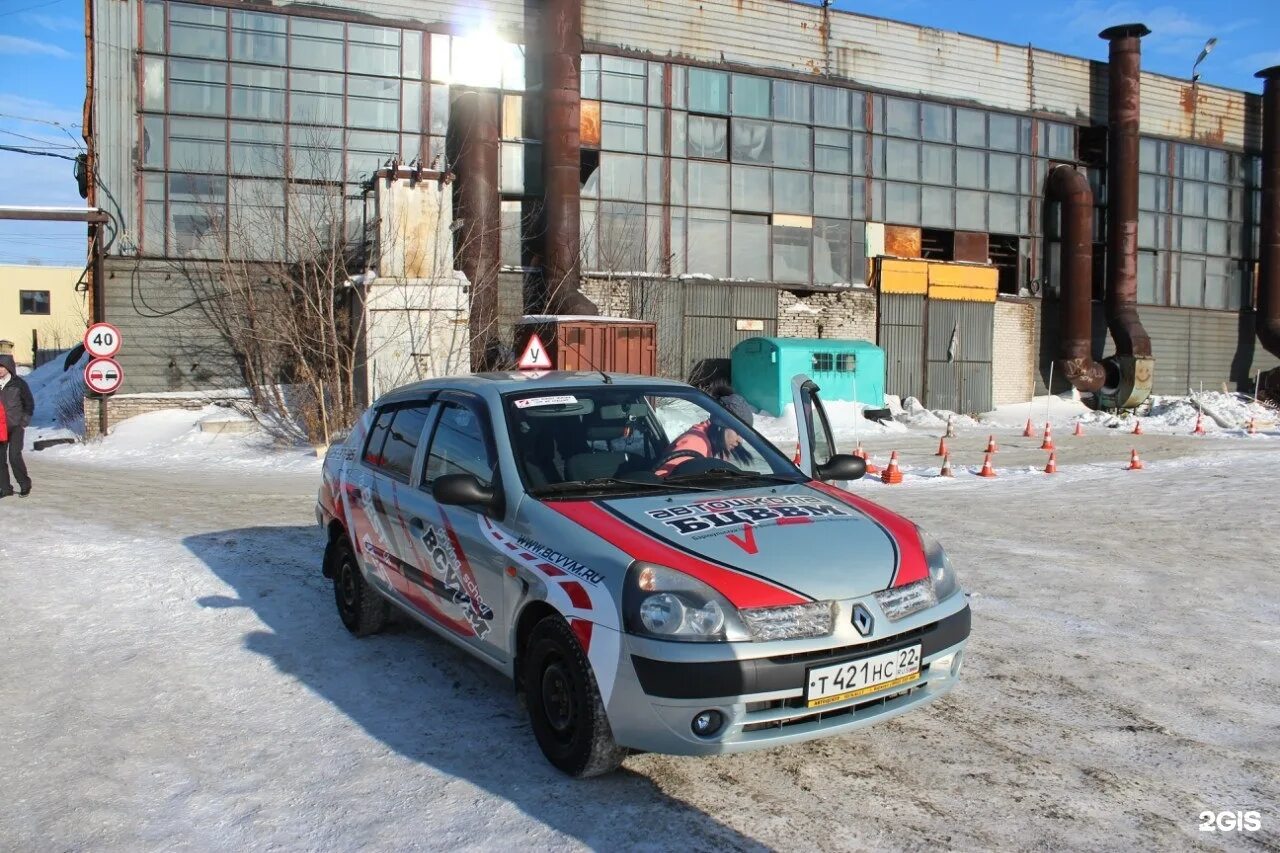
515 317 657 375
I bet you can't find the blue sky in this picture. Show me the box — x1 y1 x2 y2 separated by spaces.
1 0 1278 265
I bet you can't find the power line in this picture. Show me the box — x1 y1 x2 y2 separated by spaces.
0 128 80 149
0 143 78 161
0 0 71 19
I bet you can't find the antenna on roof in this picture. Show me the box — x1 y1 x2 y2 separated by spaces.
599 370 613 384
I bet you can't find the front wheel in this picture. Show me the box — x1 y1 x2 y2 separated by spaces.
523 616 627 777
331 538 389 637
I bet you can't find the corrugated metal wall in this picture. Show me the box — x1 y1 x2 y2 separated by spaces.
94 0 139 236
583 0 1260 149
630 279 684 377
926 301 994 413
681 283 777 381
878 293 925 402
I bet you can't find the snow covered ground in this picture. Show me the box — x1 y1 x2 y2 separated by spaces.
1 408 1278 851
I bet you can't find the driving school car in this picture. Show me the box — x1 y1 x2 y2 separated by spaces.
316 372 969 777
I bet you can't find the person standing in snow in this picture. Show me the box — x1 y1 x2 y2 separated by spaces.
0 353 34 498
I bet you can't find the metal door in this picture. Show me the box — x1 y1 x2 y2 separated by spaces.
878 293 925 403
681 282 777 381
925 300 994 413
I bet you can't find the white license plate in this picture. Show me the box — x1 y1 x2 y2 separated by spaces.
806 645 922 708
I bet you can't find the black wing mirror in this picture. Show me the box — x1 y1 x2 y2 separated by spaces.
816 453 867 482
433 474 501 514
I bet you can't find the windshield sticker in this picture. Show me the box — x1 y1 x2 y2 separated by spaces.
514 394 578 409
646 495 857 536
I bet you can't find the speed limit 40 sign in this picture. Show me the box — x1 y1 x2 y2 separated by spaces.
84 322 122 359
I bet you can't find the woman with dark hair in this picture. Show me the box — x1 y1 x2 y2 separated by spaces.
654 383 756 477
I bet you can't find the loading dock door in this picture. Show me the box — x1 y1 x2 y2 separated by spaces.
878 292 926 403
926 300 994 413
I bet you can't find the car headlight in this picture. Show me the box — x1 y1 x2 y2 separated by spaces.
623 563 751 642
874 530 961 621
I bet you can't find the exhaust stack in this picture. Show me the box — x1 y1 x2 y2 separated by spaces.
449 88 502 370
1098 23 1155 408
1256 67 1280 379
1047 165 1106 392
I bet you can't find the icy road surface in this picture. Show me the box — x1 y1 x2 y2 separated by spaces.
2 435 1278 852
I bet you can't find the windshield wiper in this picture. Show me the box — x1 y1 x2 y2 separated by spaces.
532 476 716 496
665 468 799 486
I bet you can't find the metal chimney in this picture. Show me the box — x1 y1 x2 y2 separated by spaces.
1255 66 1280 361
449 88 502 371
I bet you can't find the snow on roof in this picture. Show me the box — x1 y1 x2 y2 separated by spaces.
519 315 642 324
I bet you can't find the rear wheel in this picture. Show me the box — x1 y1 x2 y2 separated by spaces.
523 616 626 777
332 538 389 637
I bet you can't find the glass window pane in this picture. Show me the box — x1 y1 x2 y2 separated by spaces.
348 25 400 76
646 156 663 203
731 118 771 164
602 56 646 104
1140 138 1160 173
290 70 343 125
288 126 342 179
671 65 686 110
290 18 344 71
731 213 769 280
1137 252 1159 304
600 153 645 201
170 59 227 116
688 161 729 208
429 84 449 135
814 174 850 218
144 57 166 111
814 219 851 285
230 121 283 175
671 111 687 158
988 152 1018 193
1206 220 1227 255
603 102 647 152
169 3 226 59
956 148 986 189
1207 149 1228 183
989 193 1018 233
956 108 985 147
956 190 986 230
647 108 664 154
921 143 952 184
772 222 812 284
849 134 866 176
431 34 452 84
169 117 225 172
772 80 810 123
144 0 165 53
850 179 866 219
597 201 646 271
922 186 953 229
688 68 729 114
687 114 728 159
231 10 284 64
142 116 164 168
1181 217 1206 253
347 129 399 180
732 75 770 118
1206 185 1228 219
815 128 850 173
402 30 422 79
1138 211 1157 248
885 139 919 182
884 98 918 137
849 93 867 131
401 81 422 134
687 209 727 277
1181 146 1208 179
1177 256 1205 306
773 170 811 214
885 182 920 225
988 113 1018 151
648 62 665 106
501 42 525 91
670 158 685 205
731 164 770 212
1045 122 1075 159
230 65 284 118
813 85 849 128
772 124 811 169
1181 181 1206 217
921 103 952 142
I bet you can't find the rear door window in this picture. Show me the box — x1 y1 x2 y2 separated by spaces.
379 406 434 481
363 407 396 467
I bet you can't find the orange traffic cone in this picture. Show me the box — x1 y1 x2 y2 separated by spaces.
935 436 949 457
792 442 801 465
977 452 997 478
881 451 903 485
1040 423 1055 451
1247 417 1258 435
1192 412 1206 435
985 434 999 454
939 453 954 478
1073 421 1085 437
1022 418 1035 438
1044 451 1058 474
946 416 956 439
1132 419 1143 435
1126 448 1144 470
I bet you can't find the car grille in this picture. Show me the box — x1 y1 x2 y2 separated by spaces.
763 622 932 666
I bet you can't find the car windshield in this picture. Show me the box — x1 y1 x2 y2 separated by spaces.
504 386 802 496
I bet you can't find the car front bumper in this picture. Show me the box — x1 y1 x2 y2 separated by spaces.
603 595 970 756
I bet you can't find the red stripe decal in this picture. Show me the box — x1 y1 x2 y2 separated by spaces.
547 501 807 608
809 482 929 587
561 580 592 610
537 562 567 577
570 618 593 652
776 517 812 526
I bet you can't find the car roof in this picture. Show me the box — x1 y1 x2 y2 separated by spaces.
373 371 693 406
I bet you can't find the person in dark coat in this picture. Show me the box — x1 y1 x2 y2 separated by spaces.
0 353 34 498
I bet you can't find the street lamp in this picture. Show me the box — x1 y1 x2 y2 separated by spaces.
1191 37 1218 83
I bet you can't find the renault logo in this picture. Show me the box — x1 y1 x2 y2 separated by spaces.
851 604 874 637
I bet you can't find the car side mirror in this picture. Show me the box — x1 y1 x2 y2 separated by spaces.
433 473 501 514
816 453 866 482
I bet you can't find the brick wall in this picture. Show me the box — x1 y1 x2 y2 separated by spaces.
993 296 1039 405
776 288 877 341
580 277 635 317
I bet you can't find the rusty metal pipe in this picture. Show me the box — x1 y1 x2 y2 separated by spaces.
1256 66 1280 360
449 88 502 371
1100 23 1152 360
540 0 597 314
1047 165 1106 392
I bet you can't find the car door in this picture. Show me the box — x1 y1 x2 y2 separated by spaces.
791 373 840 480
396 392 509 665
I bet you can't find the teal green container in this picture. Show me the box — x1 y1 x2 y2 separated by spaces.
731 337 886 416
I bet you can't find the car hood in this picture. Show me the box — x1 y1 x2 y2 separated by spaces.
555 481 926 605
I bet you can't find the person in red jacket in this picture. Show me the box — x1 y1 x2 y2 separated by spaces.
655 383 755 478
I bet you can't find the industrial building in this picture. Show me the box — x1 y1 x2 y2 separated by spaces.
84 0 1280 424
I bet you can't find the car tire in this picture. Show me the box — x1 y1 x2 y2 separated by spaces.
523 616 627 778
332 538 389 637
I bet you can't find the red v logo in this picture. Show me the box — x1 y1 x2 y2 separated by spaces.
726 524 758 555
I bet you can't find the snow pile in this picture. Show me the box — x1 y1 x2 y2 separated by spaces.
23 350 89 446
45 405 321 471
982 394 1093 430
1068 392 1277 435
